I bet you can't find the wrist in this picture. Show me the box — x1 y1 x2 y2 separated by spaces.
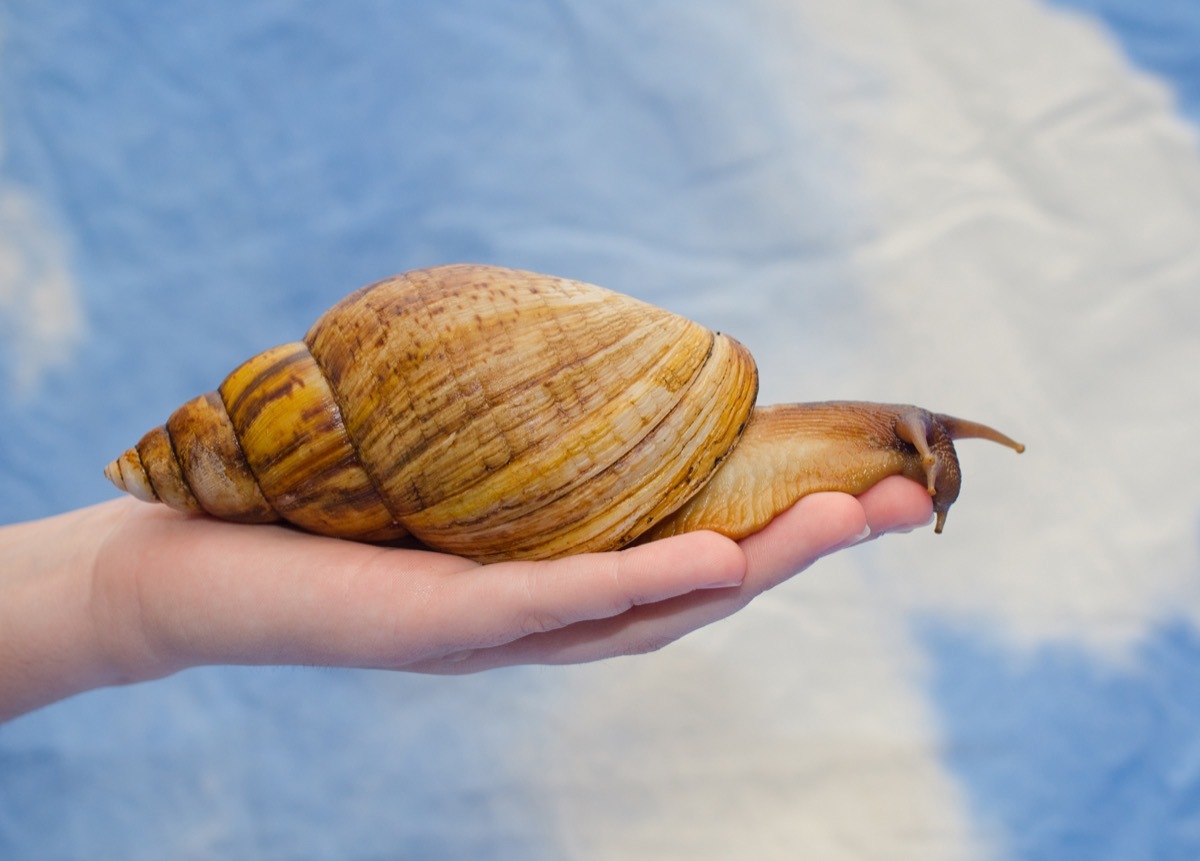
0 501 157 721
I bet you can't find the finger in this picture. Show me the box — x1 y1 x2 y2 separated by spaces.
739 476 934 590
855 475 936 535
419 480 935 673
288 479 929 673
413 492 870 673
422 529 746 653
738 491 870 589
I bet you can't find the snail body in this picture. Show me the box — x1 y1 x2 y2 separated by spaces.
106 265 1023 562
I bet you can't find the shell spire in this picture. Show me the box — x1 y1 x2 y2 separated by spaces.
104 342 410 543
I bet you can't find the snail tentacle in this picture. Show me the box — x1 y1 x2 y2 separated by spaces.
937 414 1026 453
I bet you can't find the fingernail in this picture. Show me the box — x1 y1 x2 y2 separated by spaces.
893 513 937 534
828 524 872 553
833 524 872 552
700 571 746 589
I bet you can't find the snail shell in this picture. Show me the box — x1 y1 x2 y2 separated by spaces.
106 265 758 561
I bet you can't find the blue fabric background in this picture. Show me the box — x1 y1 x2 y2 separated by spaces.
2 2 1198 859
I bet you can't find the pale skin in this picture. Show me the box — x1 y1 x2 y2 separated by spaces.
0 476 932 723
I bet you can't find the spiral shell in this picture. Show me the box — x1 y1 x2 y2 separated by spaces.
106 265 759 562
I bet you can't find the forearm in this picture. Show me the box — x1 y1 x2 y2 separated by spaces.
0 502 132 721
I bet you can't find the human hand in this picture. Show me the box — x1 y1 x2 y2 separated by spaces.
0 476 932 720
410 473 935 671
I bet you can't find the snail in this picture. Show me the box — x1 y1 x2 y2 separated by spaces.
105 264 1024 563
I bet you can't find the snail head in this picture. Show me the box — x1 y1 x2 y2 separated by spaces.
895 409 1025 533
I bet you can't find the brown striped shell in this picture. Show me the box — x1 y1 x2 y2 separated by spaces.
105 265 759 562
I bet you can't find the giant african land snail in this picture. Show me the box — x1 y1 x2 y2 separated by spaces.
105 264 1023 562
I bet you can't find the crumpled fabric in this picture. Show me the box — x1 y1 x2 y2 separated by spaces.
2 1 1199 859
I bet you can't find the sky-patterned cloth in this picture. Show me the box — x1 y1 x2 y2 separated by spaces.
2 2 1199 859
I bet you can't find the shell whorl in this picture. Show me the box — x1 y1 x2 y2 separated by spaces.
104 343 409 542
302 265 758 560
106 264 759 561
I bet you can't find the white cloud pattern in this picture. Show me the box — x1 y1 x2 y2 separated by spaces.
0 188 83 393
0 57 84 394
